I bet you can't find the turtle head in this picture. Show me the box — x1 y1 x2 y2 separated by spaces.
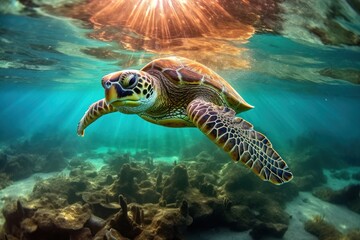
101 70 157 113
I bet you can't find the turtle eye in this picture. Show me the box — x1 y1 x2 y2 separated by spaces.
122 74 138 89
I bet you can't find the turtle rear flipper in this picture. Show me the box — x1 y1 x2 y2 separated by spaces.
77 99 117 136
187 99 293 185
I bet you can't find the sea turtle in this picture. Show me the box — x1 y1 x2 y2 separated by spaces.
77 56 293 185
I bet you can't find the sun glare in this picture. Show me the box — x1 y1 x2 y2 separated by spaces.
60 0 262 68
88 0 254 40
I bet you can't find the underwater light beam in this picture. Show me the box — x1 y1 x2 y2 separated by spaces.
88 0 253 41
58 0 255 68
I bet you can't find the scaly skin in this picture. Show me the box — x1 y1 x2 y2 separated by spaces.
187 99 293 185
77 99 116 136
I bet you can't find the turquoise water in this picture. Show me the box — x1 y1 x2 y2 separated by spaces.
0 1 360 239
1 13 359 157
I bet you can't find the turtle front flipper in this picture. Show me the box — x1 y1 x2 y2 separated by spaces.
77 98 117 136
187 99 293 185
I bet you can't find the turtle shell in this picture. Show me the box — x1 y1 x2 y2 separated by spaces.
141 56 253 112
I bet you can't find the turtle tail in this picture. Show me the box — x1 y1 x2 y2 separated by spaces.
77 99 116 136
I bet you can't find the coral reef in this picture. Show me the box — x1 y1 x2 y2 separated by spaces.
304 226 360 240
93 195 192 240
304 215 342 240
345 229 360 240
213 162 295 239
0 173 11 190
162 165 190 203
180 143 228 165
40 148 67 173
104 153 131 171
222 205 255 231
7 129 80 157
108 163 161 204
313 185 360 214
0 139 68 182
2 154 36 180
2 200 92 240
1 147 302 239
288 130 360 191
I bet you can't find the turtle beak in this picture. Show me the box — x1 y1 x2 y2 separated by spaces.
105 85 118 104
102 72 120 104
104 83 141 107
